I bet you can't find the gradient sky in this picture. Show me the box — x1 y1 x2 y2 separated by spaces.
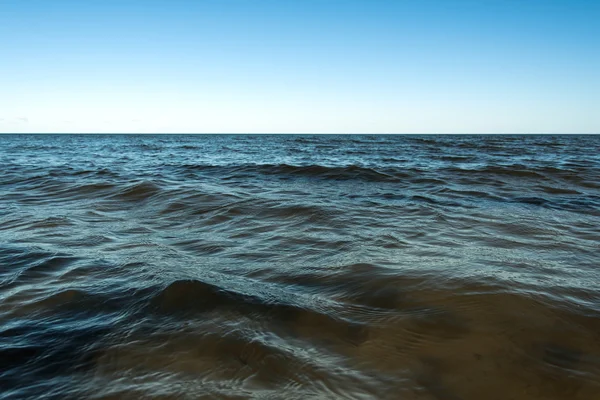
1 0 598 133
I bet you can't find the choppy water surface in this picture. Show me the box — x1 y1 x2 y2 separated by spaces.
1 134 600 399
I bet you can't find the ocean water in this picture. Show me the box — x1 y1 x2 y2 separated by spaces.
1 134 599 400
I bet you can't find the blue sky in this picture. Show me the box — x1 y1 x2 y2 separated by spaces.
1 0 598 133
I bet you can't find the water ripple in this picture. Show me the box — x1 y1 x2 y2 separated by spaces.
0 134 599 399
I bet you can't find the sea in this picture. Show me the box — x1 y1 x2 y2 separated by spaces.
0 134 599 399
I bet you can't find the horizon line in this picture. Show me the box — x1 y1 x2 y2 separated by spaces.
0 132 598 135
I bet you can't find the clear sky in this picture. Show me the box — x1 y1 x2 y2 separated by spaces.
1 0 598 133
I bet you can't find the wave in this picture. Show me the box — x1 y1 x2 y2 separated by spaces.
151 279 369 345
177 163 408 182
170 162 599 185
108 181 162 201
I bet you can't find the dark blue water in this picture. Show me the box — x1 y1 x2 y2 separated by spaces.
1 134 599 399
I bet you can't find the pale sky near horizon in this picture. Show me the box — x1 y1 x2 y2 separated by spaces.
1 0 599 133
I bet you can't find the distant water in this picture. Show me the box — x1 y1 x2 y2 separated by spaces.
1 134 600 400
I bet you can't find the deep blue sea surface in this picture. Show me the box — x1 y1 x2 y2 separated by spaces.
1 134 599 399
